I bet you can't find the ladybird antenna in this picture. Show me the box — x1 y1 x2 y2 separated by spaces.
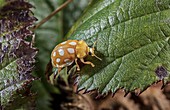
90 41 102 61
92 53 102 61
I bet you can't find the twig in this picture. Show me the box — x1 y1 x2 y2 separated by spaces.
32 0 73 31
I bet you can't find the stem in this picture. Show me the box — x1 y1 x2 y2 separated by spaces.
32 0 73 31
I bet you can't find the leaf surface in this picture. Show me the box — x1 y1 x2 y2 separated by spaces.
0 0 37 108
67 0 170 94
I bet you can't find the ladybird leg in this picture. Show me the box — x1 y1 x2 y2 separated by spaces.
80 58 95 67
75 58 80 71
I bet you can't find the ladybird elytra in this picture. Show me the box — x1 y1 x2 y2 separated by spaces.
51 40 101 75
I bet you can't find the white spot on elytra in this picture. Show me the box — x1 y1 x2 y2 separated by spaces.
69 42 77 45
53 52 56 56
64 59 69 62
58 49 64 56
56 58 60 63
61 41 67 45
67 48 74 54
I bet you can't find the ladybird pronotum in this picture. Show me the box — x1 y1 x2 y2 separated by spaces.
51 40 101 75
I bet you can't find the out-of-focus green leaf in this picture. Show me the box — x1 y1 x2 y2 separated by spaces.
0 0 37 109
30 0 64 74
63 0 91 36
0 0 5 7
67 0 170 94
31 80 53 110
29 0 64 110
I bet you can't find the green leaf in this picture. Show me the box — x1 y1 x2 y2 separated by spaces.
67 0 170 94
0 0 37 109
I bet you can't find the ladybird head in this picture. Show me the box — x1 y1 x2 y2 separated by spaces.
88 47 102 61
76 40 102 60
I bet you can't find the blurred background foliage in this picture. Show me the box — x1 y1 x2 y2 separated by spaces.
29 0 90 109
1 0 170 110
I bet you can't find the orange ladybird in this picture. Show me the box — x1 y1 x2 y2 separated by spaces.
51 40 101 75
